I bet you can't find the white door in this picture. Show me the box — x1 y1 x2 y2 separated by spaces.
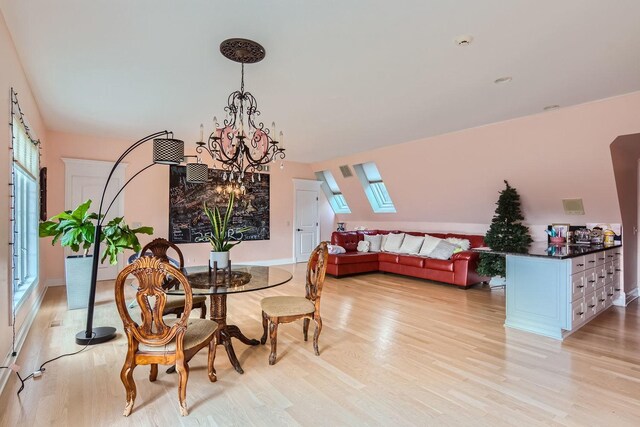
294 179 321 263
63 158 127 280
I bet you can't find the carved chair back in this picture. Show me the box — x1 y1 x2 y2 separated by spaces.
141 238 185 289
305 242 329 312
115 256 193 347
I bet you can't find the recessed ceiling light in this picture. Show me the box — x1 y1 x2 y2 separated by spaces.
543 104 560 111
494 76 512 84
454 35 474 46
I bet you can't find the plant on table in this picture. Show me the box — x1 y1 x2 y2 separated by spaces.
204 192 250 268
477 180 532 280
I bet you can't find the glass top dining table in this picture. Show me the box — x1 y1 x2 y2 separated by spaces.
165 265 293 296
165 264 293 375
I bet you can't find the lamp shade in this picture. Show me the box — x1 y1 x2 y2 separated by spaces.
186 162 209 184
153 138 184 165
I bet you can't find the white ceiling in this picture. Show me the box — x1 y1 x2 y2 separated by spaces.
2 0 640 162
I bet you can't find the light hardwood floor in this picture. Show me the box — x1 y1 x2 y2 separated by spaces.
1 264 639 426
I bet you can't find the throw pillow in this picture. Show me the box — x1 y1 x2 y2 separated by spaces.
357 240 370 252
429 240 458 260
327 245 346 255
380 234 389 252
446 237 471 251
398 234 425 254
419 234 442 257
364 234 383 252
383 233 405 252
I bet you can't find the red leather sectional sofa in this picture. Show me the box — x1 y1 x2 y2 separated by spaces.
328 230 486 288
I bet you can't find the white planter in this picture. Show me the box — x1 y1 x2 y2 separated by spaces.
65 255 93 310
210 251 230 270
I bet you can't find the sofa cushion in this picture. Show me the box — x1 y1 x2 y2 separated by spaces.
446 233 484 249
383 233 405 252
446 237 471 251
398 234 424 254
357 240 370 252
378 252 399 263
364 234 383 252
430 240 458 260
398 255 424 268
419 234 442 256
329 252 379 265
424 258 455 272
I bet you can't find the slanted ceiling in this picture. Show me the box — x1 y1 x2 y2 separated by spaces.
0 1 639 163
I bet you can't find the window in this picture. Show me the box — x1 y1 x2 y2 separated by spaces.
353 162 396 213
315 170 351 214
12 118 39 308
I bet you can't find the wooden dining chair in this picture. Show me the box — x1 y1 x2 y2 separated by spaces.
115 256 218 417
260 241 329 365
140 238 207 319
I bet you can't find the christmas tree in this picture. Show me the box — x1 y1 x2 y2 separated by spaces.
477 180 532 278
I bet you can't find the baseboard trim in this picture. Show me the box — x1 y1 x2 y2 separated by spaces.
626 288 639 305
46 278 65 287
0 286 49 395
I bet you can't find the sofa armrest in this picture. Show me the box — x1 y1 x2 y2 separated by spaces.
451 250 479 262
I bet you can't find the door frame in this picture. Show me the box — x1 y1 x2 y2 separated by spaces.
292 179 322 263
62 157 128 277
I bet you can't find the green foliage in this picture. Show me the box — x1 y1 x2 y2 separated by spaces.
203 193 251 252
477 180 533 278
39 200 153 265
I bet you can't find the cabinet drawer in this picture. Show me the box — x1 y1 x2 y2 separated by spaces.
614 258 622 273
604 262 615 284
594 252 607 267
596 288 607 313
585 292 598 320
612 248 622 261
584 268 597 294
571 256 587 273
605 284 615 308
584 253 598 269
570 272 586 301
595 266 606 289
571 298 586 330
604 249 617 263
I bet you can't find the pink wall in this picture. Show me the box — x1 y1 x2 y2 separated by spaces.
311 91 640 291
0 10 48 364
42 131 334 283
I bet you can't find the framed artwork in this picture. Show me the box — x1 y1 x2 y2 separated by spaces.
551 223 570 239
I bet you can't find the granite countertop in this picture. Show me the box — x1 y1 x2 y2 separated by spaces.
473 242 622 260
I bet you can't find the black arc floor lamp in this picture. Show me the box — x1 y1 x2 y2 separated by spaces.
76 131 200 345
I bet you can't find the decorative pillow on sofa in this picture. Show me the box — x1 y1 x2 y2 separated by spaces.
327 245 346 255
419 234 442 257
398 234 424 254
356 240 370 252
429 240 458 260
446 237 471 251
380 234 389 252
364 234 383 252
383 233 405 252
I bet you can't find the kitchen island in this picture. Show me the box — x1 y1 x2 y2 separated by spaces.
479 243 622 340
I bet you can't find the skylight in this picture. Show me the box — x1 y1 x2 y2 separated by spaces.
316 170 351 214
353 162 396 213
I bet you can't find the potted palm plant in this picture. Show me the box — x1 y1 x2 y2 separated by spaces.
39 199 153 309
203 193 250 269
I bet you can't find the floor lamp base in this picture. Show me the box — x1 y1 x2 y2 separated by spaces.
75 326 117 345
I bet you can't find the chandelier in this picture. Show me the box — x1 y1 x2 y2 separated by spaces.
192 38 286 186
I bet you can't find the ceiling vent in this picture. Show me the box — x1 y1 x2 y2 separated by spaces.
563 198 585 215
339 165 353 178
